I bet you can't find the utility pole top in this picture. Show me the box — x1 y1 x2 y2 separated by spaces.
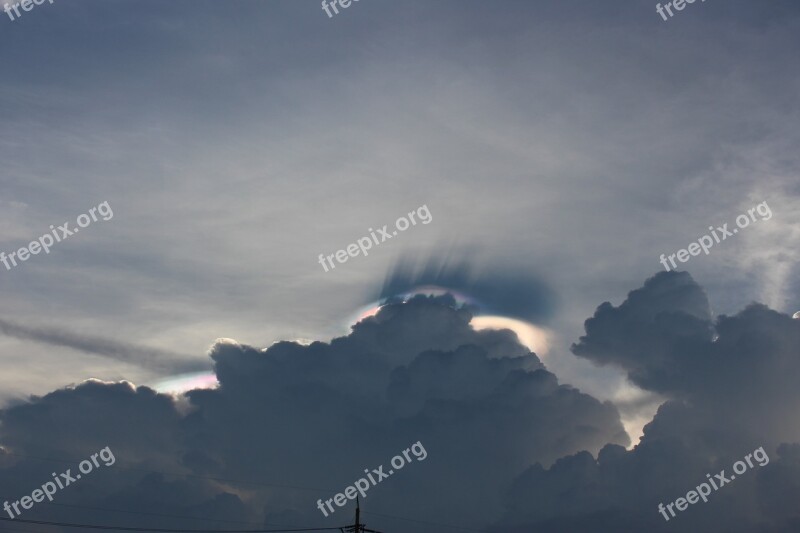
354 496 361 532
343 496 382 533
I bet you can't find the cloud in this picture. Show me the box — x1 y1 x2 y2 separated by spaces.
571 271 715 394
496 272 800 532
0 295 627 531
2 275 799 532
0 318 206 373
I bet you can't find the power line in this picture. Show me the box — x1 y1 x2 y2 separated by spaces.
0 525 54 533
362 511 491 532
0 516 342 532
0 497 270 529
0 453 483 533
0 458 483 533
0 488 393 533
0 452 383 532
0 453 340 529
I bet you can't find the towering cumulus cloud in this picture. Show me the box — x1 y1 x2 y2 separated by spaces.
497 272 800 532
0 295 626 530
5 276 797 532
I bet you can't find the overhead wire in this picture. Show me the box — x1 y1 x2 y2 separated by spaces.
361 510 492 532
0 497 270 529
0 516 343 532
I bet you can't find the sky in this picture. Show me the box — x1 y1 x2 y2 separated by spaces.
0 1 799 532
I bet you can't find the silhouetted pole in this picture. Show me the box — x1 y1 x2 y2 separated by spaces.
345 495 381 533
355 496 361 532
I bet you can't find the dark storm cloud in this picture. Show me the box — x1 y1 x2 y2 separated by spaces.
379 256 556 323
0 296 627 531
0 318 206 373
495 273 800 532
0 380 249 530
2 278 798 532
571 271 715 394
571 272 800 443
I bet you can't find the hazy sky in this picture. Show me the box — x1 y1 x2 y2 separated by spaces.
0 1 798 532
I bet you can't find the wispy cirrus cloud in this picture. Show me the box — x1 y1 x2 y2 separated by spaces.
0 318 206 373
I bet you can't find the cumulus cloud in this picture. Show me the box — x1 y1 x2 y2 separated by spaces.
496 272 800 532
571 271 715 394
0 295 626 531
4 275 798 532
